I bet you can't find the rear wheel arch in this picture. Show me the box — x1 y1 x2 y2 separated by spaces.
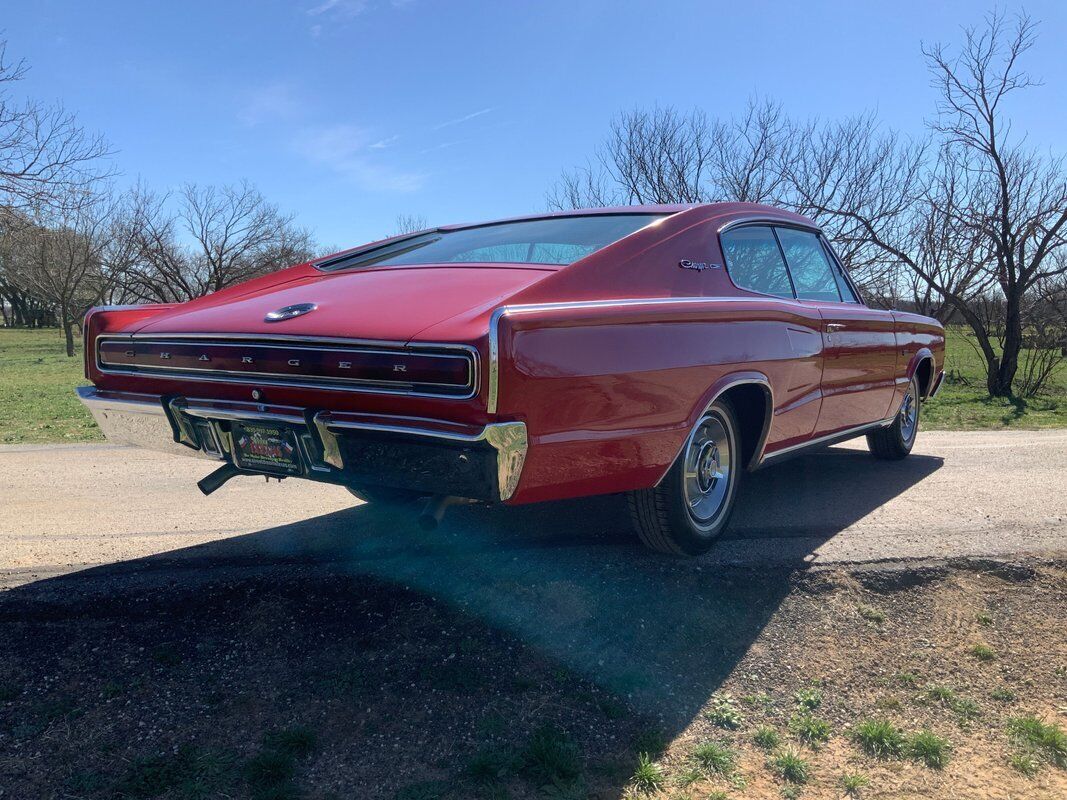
913 355 934 399
717 381 773 469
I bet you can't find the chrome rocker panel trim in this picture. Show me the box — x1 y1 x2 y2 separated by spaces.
758 418 894 466
76 386 527 502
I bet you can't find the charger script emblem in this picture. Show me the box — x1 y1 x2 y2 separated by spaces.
679 260 720 271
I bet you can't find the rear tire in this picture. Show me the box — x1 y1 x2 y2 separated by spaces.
867 374 920 460
627 399 742 556
346 486 422 505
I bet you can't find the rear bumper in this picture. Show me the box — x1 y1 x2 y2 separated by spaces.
76 386 527 502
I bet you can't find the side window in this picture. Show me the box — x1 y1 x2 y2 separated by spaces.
820 238 861 303
720 226 794 298
775 228 842 302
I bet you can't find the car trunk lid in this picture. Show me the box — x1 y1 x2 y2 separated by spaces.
130 265 552 343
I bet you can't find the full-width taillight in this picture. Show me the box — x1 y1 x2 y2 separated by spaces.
96 336 476 397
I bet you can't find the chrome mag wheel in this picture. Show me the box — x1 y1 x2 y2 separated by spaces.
682 413 732 529
899 385 917 444
628 398 742 555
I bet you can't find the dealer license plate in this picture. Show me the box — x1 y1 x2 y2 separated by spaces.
230 422 303 476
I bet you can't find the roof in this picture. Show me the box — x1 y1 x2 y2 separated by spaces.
438 202 809 230
317 202 816 269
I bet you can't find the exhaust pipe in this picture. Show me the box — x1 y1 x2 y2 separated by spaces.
418 495 468 530
197 463 244 496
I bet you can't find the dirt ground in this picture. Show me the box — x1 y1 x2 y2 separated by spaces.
1 432 1065 798
0 555 1064 799
4 430 1067 587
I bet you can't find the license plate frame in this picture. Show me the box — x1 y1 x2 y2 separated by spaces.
230 422 304 476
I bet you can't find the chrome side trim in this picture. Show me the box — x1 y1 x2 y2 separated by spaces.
758 418 893 465
88 304 159 312
488 296 774 414
313 412 528 501
96 334 479 401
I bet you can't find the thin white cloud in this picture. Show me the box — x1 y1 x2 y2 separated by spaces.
307 0 369 18
296 124 424 192
305 0 411 35
239 82 302 126
418 139 467 155
432 107 493 130
369 134 400 149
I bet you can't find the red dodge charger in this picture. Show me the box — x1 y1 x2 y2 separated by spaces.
78 203 945 554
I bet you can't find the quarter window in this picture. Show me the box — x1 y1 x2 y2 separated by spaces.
720 226 794 298
775 228 842 302
821 239 860 303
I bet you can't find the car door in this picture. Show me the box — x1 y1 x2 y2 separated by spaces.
773 227 899 435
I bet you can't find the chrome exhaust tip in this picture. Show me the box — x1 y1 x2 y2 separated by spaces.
418 495 468 530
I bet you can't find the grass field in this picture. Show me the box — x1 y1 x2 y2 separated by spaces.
0 328 101 445
0 326 1064 445
924 329 1067 430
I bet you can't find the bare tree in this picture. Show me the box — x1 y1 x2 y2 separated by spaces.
12 193 112 354
0 211 53 326
0 40 111 215
114 181 316 303
392 214 428 236
549 107 714 208
780 114 931 298
711 98 789 204
548 101 789 211
920 11 1067 395
768 13 1067 396
547 14 1067 399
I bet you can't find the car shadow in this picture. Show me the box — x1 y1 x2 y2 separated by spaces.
0 446 943 798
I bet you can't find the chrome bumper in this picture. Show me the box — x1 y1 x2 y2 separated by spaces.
76 386 528 501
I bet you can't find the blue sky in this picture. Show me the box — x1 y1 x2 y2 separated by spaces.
4 0 1066 248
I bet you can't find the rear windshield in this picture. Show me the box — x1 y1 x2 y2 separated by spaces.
317 214 667 270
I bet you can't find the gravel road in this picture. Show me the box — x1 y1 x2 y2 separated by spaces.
1 430 1065 589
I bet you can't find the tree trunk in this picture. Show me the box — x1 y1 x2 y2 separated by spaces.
61 307 75 357
988 294 1023 397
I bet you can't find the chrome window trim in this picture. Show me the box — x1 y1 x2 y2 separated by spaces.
717 216 823 236
715 218 867 307
95 333 479 401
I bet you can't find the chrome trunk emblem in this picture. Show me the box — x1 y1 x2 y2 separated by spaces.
265 303 317 322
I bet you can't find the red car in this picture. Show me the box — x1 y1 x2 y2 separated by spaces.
78 203 945 555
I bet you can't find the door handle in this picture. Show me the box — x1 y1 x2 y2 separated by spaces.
826 323 846 332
